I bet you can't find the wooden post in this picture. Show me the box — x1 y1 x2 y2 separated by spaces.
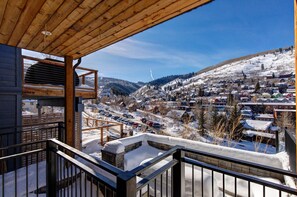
295 0 297 173
94 71 98 98
101 127 103 145
120 124 124 138
65 56 75 147
82 75 85 84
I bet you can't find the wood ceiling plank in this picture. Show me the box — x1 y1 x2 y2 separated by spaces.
0 0 8 27
42 0 120 54
8 0 46 46
34 0 102 52
63 0 174 56
48 0 139 55
26 0 84 50
17 0 64 48
0 0 27 44
72 0 211 58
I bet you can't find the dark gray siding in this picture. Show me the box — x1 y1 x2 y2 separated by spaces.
0 44 22 133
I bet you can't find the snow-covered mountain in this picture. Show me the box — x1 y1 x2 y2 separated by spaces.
133 47 294 98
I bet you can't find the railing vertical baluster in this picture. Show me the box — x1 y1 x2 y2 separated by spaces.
212 170 214 197
154 178 157 197
201 167 203 197
70 164 74 196
248 181 250 197
15 157 17 196
80 169 82 197
67 161 69 197
26 154 28 197
263 185 265 197
90 176 93 197
223 173 225 197
2 160 4 197
234 177 237 196
172 148 185 197
75 166 77 197
166 170 168 197
85 173 87 197
148 183 150 197
161 173 163 197
46 140 57 197
36 152 39 197
192 165 194 197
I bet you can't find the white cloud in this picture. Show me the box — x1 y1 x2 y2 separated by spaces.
100 38 212 68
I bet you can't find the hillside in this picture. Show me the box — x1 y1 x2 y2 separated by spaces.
133 46 294 98
85 77 144 96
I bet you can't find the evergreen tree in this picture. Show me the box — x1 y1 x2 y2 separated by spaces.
227 105 243 140
261 64 264 70
272 72 275 78
227 93 234 106
198 108 206 136
255 81 260 93
211 107 218 131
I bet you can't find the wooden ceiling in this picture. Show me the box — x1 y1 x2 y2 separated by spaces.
0 0 212 59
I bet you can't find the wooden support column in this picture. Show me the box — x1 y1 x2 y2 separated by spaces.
294 0 297 171
65 56 75 147
101 127 104 145
94 71 98 98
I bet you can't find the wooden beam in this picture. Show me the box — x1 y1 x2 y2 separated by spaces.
292 0 297 171
22 84 96 98
65 55 75 147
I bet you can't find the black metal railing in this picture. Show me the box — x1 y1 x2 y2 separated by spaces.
0 138 297 196
0 122 64 171
131 146 297 197
285 129 296 173
0 122 65 148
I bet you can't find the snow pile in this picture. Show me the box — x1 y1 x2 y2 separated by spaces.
114 134 286 170
102 140 125 154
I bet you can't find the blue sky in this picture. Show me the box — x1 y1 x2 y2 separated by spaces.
24 0 294 83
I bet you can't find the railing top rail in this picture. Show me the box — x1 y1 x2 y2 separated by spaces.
0 139 48 151
22 55 97 72
49 138 124 175
0 148 45 161
129 145 181 175
184 157 297 195
136 159 178 190
0 121 63 130
182 147 297 178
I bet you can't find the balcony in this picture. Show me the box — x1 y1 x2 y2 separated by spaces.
0 123 296 197
22 56 98 99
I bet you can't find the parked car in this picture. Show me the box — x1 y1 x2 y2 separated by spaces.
113 116 120 120
127 114 134 119
141 118 147 123
146 121 153 127
152 122 161 129
123 113 134 119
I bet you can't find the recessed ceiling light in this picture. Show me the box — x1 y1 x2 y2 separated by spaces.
41 30 52 36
